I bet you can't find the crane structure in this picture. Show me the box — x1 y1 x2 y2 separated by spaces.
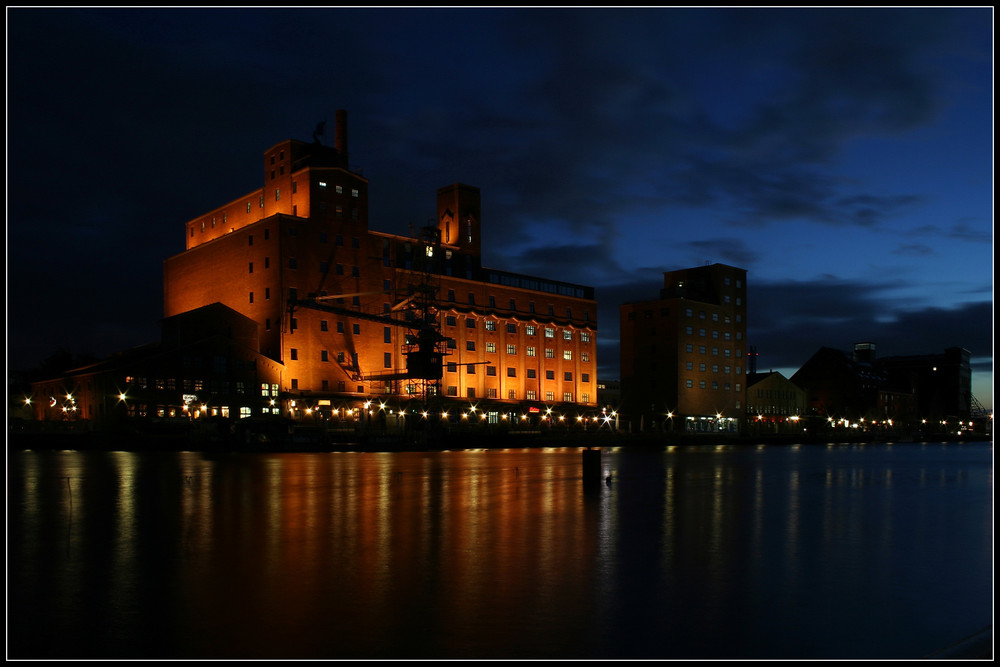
287 225 453 402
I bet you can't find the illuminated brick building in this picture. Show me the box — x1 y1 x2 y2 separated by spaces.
163 111 598 420
619 263 748 433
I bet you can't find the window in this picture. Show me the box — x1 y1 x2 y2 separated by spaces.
486 342 496 353
507 368 516 377
466 341 476 351
487 366 497 376
527 390 537 401
526 325 536 336
563 330 572 340
290 348 298 360
321 350 329 362
384 327 392 344
249 292 254 303
321 320 328 331
467 365 476 374
507 344 516 355
563 393 573 402
527 369 536 378
544 328 555 338
545 348 554 359
563 351 572 360
249 262 254 274
485 320 496 331
527 346 536 357
289 258 297 269
581 352 590 362
581 373 589 383
564 372 572 381
546 370 555 380
352 324 360 335
507 323 517 333
546 391 554 401
466 318 476 328
580 332 590 343
384 353 392 368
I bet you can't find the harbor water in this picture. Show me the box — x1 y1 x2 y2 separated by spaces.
7 440 993 659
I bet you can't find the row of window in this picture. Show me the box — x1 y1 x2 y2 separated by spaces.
685 345 742 357
446 316 591 341
684 380 744 391
444 364 590 382
685 363 741 374
444 387 589 403
477 342 590 361
685 327 743 341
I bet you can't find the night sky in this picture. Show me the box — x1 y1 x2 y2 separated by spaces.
7 7 994 408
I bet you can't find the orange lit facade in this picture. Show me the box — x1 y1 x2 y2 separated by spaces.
619 263 747 433
164 112 598 419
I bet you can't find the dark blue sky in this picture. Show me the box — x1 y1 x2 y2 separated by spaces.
7 8 994 407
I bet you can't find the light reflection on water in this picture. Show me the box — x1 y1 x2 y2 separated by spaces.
8 441 992 659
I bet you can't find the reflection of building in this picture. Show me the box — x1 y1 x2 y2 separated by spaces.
619 263 748 433
28 303 283 428
163 111 598 419
745 371 807 434
791 342 969 423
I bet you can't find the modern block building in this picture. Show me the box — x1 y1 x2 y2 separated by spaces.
619 263 748 433
163 111 598 421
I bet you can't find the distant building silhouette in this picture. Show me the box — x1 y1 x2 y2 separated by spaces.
791 343 970 423
27 303 282 428
619 263 747 433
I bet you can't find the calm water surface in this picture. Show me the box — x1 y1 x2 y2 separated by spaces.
7 441 993 659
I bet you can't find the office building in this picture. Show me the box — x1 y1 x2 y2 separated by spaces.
619 263 747 433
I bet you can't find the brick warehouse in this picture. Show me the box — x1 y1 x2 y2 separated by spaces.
163 111 599 423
